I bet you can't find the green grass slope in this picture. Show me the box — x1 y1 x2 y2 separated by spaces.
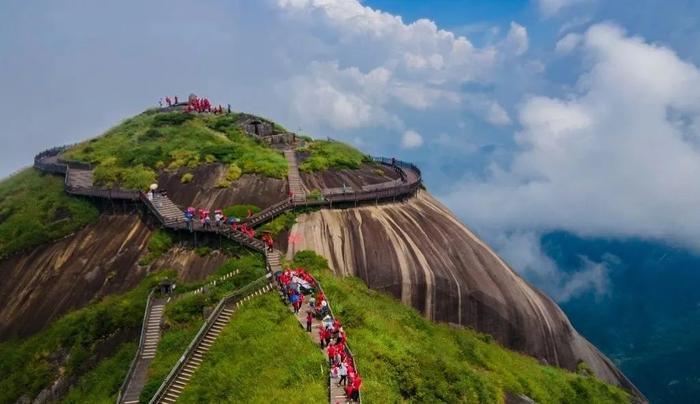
0 168 99 259
298 139 370 172
139 253 268 402
61 111 287 189
0 270 172 403
290 251 630 404
177 293 327 403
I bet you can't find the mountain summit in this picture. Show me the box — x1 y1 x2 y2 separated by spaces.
0 104 644 403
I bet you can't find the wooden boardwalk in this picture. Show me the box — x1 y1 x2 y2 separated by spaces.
66 168 94 189
33 143 420 404
290 302 351 403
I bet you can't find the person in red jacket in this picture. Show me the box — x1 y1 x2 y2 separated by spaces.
306 311 313 332
350 375 362 401
166 96 171 106
319 327 328 348
327 344 336 365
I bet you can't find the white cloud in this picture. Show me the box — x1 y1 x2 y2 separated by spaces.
493 231 611 302
275 0 513 132
536 0 591 18
442 23 700 251
555 32 582 53
503 22 529 56
401 130 424 148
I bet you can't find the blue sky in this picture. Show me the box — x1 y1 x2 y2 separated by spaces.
2 1 700 399
2 0 700 302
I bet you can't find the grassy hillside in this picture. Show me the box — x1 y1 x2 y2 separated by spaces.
139 253 268 402
177 293 327 403
0 270 171 403
0 168 99 259
61 111 288 189
298 139 369 172
289 251 630 404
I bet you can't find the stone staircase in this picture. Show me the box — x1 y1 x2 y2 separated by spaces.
119 298 166 404
284 149 306 202
266 249 283 273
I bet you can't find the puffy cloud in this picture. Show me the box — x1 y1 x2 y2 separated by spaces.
401 130 424 148
536 0 591 18
275 0 511 133
442 23 700 251
287 62 397 130
503 22 529 56
555 32 582 53
0 0 522 177
493 231 611 302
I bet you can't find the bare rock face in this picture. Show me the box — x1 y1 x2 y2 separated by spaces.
0 215 230 340
158 164 287 209
300 163 401 191
287 191 642 397
151 246 230 282
0 215 151 339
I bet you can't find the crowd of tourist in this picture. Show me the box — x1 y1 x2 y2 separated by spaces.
277 268 362 402
159 95 231 114
180 206 272 248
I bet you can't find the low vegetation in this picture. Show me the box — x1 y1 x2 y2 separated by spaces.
139 229 175 266
180 172 194 184
298 140 369 172
0 168 99 259
259 211 297 236
177 293 327 403
61 342 136 404
93 157 156 190
290 251 630 404
222 204 260 219
139 254 268 402
216 163 243 188
61 111 288 187
0 270 174 403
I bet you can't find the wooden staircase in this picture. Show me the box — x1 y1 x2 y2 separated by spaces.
266 249 283 273
118 296 166 404
66 168 94 189
149 280 274 404
284 149 306 202
149 193 185 226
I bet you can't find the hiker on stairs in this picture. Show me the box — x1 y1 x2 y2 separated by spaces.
184 207 194 232
306 311 313 332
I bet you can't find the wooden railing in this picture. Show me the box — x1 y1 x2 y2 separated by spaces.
315 279 362 404
116 289 155 404
148 275 273 404
241 156 422 227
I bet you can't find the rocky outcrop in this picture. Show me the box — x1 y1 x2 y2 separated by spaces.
0 214 232 340
300 162 400 191
158 164 287 209
287 191 642 397
0 215 151 339
151 247 230 282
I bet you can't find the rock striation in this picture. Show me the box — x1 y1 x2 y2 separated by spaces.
287 191 642 397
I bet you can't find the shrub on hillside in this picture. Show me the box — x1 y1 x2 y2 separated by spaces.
180 173 194 184
226 164 242 182
222 204 260 219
